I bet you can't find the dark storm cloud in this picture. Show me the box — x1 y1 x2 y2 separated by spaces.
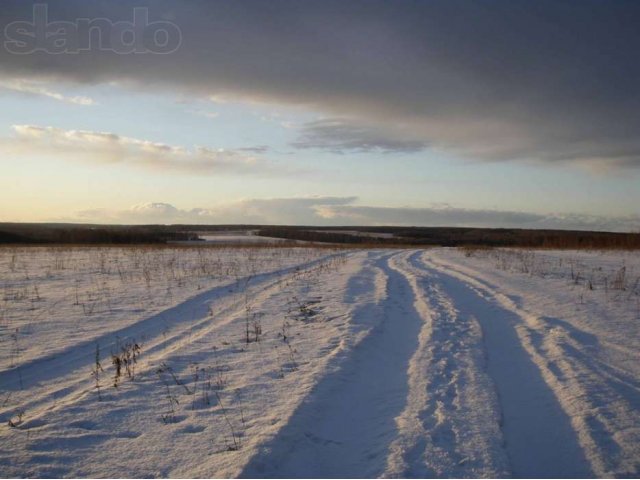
2 1 640 166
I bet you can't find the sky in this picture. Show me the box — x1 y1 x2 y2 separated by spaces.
0 0 639 231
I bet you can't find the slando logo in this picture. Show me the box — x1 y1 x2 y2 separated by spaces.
4 4 182 55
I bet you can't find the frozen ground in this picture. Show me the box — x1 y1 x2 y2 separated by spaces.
195 231 294 244
0 246 638 478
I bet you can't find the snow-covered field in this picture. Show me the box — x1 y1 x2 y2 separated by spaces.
1 246 638 478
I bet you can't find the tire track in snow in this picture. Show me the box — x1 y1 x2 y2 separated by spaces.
239 251 425 478
385 251 509 478
417 252 595 478
421 252 640 477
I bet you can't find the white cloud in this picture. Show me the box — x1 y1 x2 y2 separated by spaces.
73 197 356 225
188 109 219 119
315 204 640 232
0 79 95 106
69 197 640 232
1 124 284 176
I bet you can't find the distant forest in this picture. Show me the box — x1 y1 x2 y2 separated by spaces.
257 227 640 249
0 223 198 244
1 223 639 249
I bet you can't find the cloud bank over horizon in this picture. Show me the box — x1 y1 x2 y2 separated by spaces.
64 197 640 233
2 1 640 169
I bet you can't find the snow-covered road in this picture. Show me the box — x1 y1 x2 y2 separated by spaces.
1 248 638 477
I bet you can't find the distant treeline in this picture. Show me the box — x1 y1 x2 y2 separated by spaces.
0 223 198 244
1 223 639 249
257 226 640 249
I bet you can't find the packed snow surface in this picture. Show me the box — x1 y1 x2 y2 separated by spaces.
0 246 639 478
